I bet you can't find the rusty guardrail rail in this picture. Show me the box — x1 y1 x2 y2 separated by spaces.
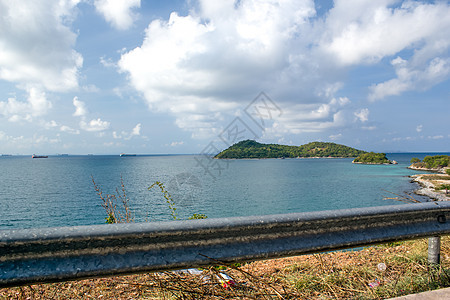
1 201 450 288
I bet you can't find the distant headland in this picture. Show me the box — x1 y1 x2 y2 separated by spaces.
214 140 366 159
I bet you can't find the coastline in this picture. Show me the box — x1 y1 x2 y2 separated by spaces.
214 156 355 160
410 173 450 201
352 161 395 165
408 165 447 173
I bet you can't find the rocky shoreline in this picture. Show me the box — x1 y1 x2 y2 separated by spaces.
408 165 447 173
352 160 397 165
410 172 450 202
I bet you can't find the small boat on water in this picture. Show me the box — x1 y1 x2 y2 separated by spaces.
120 153 136 157
32 154 48 158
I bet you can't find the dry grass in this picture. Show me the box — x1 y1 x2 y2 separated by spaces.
420 175 450 181
2 237 450 300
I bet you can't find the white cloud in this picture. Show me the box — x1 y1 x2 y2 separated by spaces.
428 135 444 140
100 56 116 68
0 131 26 147
82 84 100 93
369 57 450 101
329 133 342 140
0 130 61 150
33 134 59 144
416 125 423 133
131 123 141 136
0 1 82 92
94 0 140 30
73 96 87 117
117 0 450 138
119 0 317 137
112 123 141 140
0 88 52 122
80 118 110 132
0 131 12 141
170 141 184 147
72 96 111 132
354 108 369 123
322 1 450 66
309 0 450 104
41 120 58 129
60 125 80 135
332 1 450 101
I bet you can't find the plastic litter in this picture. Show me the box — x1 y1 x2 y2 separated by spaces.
172 268 210 283
171 268 236 288
377 263 387 271
369 279 380 288
216 272 236 289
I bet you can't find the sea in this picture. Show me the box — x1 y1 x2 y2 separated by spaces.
0 153 447 230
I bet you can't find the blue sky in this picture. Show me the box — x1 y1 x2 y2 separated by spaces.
0 0 449 155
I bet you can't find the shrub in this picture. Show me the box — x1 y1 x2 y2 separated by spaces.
436 184 450 194
410 157 421 164
423 155 450 169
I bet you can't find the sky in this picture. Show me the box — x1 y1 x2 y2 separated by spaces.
0 0 449 155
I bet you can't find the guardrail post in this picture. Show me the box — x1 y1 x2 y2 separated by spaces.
428 236 441 265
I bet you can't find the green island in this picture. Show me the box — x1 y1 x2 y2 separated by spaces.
409 155 450 172
214 139 366 159
352 152 394 165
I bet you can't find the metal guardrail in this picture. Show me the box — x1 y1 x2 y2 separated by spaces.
1 202 450 288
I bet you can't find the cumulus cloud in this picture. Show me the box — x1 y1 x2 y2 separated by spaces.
113 123 141 139
60 125 80 135
322 0 450 66
41 120 58 129
80 118 110 132
100 56 116 68
354 108 369 123
325 0 450 101
94 0 140 30
416 124 423 133
0 0 82 91
73 96 88 117
131 123 141 136
369 56 450 101
72 96 111 132
118 0 345 138
322 1 450 101
117 0 449 139
0 88 52 122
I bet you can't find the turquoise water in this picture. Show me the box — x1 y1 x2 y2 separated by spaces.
0 153 444 229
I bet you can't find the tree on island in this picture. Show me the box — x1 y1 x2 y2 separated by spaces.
352 152 391 164
423 155 450 168
409 155 450 170
410 157 421 164
214 140 366 159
